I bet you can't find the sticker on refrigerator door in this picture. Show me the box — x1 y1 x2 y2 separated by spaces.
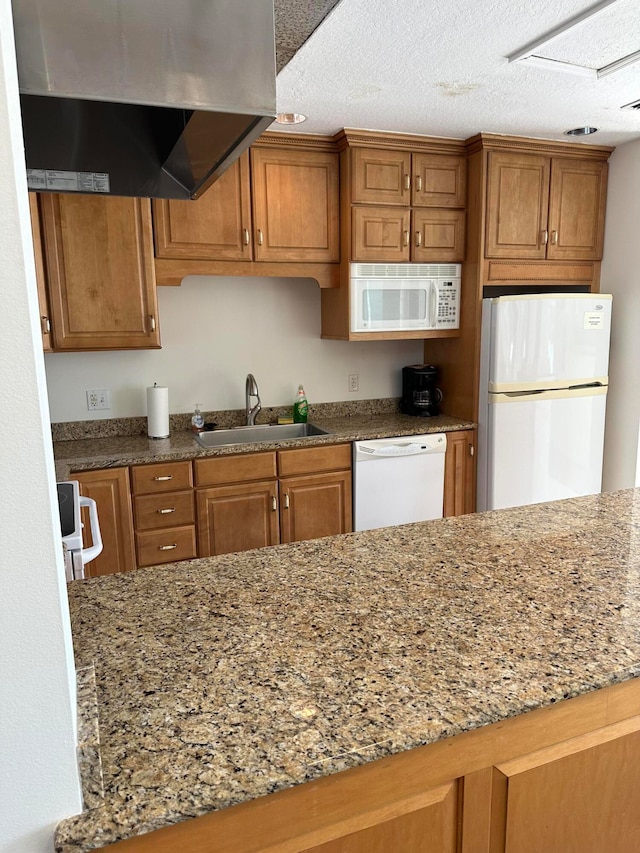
584 311 604 329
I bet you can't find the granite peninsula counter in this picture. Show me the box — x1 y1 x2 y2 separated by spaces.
56 489 640 852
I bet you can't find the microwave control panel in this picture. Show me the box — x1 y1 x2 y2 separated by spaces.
435 279 460 327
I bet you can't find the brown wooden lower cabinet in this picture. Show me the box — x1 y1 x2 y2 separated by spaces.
73 467 136 577
444 428 476 517
103 680 640 853
197 480 280 556
195 444 353 557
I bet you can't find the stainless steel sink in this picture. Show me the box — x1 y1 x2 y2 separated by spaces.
194 422 332 448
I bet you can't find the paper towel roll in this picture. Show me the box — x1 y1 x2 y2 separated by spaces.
147 384 169 439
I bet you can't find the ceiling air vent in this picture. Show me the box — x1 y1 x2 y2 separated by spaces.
621 98 640 111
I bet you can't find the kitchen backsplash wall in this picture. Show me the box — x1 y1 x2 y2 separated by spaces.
44 275 423 423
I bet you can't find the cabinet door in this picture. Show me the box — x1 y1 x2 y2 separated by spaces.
491 717 640 853
412 153 466 208
412 209 465 262
280 471 352 544
301 781 458 853
443 430 475 517
251 148 339 262
40 194 160 350
485 151 550 259
352 205 411 262
547 158 608 261
152 154 252 261
74 468 136 577
351 148 412 205
196 480 279 556
28 194 52 351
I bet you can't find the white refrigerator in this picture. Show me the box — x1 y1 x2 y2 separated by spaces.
477 293 612 512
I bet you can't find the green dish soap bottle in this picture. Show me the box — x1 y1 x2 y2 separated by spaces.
293 385 308 423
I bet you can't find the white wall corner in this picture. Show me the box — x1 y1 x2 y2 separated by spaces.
601 140 640 492
0 2 83 851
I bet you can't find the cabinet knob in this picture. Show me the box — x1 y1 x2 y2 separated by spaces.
415 231 422 248
541 230 549 245
403 174 411 191
243 228 250 246
257 229 264 246
551 230 559 245
416 175 423 192
158 543 178 551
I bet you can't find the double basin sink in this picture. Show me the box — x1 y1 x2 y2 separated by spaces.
194 422 332 449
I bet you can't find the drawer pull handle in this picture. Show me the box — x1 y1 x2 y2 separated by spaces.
257 229 264 246
159 544 178 551
541 229 549 245
243 227 250 246
271 496 277 511
157 507 176 514
284 493 290 509
403 174 410 190
416 175 423 192
153 475 173 481
415 231 422 248
551 230 559 245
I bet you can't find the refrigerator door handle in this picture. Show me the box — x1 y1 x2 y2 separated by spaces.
569 381 606 390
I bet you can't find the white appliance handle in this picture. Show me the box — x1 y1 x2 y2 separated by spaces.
429 281 438 327
359 442 436 458
79 495 103 564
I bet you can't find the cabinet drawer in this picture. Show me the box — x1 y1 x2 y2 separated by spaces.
135 525 197 567
131 461 193 495
134 490 195 531
195 452 277 486
278 444 352 477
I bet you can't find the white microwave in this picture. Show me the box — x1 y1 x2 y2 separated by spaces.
350 263 461 333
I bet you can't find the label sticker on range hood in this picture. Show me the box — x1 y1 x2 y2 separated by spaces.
27 169 110 193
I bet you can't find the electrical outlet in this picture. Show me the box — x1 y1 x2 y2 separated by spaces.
86 389 111 411
348 373 359 392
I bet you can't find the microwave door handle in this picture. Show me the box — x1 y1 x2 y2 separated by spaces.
78 495 103 564
429 281 438 327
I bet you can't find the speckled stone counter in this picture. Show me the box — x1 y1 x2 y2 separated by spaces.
53 412 475 480
56 489 640 851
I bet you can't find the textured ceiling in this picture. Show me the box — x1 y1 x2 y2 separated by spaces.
274 0 640 148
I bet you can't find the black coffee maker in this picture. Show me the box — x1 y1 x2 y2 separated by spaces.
401 364 443 416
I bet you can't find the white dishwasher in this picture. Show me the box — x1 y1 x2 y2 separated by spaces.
353 433 447 531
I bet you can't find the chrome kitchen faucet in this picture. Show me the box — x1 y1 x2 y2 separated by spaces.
245 374 261 425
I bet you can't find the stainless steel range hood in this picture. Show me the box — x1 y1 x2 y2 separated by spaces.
12 0 276 199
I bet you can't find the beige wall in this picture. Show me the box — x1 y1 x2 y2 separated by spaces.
600 140 640 491
44 275 424 422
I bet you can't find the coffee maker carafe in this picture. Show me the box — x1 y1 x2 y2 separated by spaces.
401 364 443 417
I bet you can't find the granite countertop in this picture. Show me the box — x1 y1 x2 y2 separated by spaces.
56 488 640 852
53 412 475 479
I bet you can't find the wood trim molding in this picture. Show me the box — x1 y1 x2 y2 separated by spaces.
465 132 614 160
485 260 598 284
335 128 466 155
254 131 338 152
154 258 341 289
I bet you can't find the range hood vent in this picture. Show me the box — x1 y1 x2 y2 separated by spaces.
12 0 276 199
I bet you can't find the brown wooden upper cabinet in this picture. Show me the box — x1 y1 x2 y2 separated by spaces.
351 148 466 208
153 154 252 262
485 151 608 261
36 193 160 351
153 147 340 264
350 147 466 263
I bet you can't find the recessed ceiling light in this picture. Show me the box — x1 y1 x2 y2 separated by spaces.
275 112 307 125
564 126 599 136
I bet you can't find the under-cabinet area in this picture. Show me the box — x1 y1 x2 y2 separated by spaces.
68 426 476 577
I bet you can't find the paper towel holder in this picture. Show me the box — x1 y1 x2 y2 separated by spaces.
147 382 170 440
